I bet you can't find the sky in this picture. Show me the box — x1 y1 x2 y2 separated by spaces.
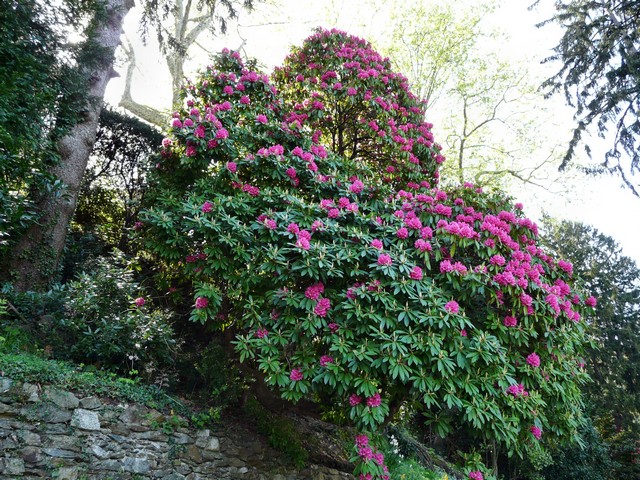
104 0 640 264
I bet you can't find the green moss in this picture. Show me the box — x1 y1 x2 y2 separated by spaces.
0 352 185 414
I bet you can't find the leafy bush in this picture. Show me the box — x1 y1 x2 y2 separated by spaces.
141 29 594 479
4 252 177 376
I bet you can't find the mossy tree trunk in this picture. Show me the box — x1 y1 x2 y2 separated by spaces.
8 0 135 291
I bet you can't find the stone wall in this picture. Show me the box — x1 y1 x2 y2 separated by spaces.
0 377 353 479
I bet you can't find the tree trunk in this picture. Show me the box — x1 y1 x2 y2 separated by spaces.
7 0 134 291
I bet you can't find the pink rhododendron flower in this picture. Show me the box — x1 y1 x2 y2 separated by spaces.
265 219 277 230
290 369 304 381
530 425 542 440
460 329 467 337
328 208 340 219
287 223 300 234
410 266 423 280
216 128 229 139
377 254 392 266
526 352 541 367
296 238 310 250
444 300 459 314
349 394 362 406
355 434 369 447
319 355 334 367
184 118 194 127
171 118 183 128
350 179 364 193
359 446 374 461
371 239 383 250
240 95 250 104
255 328 268 339
585 296 597 307
328 323 339 333
366 393 382 407
314 297 331 317
195 297 208 309
305 282 325 300
469 471 484 480
414 239 432 252
134 297 145 307
396 227 409 239
311 220 324 231
226 161 237 173
201 201 213 213
503 316 517 327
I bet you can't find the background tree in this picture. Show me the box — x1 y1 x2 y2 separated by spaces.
380 0 573 199
539 0 640 196
540 216 640 479
2 0 257 291
120 0 258 126
73 108 163 253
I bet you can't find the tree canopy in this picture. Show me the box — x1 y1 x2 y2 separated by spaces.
541 0 640 195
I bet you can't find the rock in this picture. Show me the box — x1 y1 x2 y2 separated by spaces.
22 383 39 402
119 404 159 425
184 444 203 464
0 377 13 393
25 405 71 423
132 430 168 442
71 408 100 431
56 466 80 480
90 444 110 459
204 437 220 451
172 432 193 444
122 457 151 474
45 388 79 409
21 446 43 464
42 448 77 459
163 474 187 480
3 458 25 475
92 459 121 471
0 402 15 414
79 396 102 409
18 430 41 446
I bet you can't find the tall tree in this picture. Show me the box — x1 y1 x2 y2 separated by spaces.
381 0 572 197
539 0 640 196
6 0 135 291
120 0 257 126
0 0 84 263
540 217 640 431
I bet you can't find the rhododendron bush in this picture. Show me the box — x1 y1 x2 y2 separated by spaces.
141 29 594 479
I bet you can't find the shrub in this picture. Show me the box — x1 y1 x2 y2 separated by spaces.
4 252 177 376
141 29 594 478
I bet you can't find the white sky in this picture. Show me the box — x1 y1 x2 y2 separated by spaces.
105 0 640 264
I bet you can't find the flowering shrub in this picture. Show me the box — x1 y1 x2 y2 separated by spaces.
141 29 593 478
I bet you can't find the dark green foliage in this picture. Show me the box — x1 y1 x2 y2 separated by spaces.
0 0 89 261
541 419 614 480
540 1 640 195
540 217 640 431
73 108 163 251
4 252 178 376
244 396 309 468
